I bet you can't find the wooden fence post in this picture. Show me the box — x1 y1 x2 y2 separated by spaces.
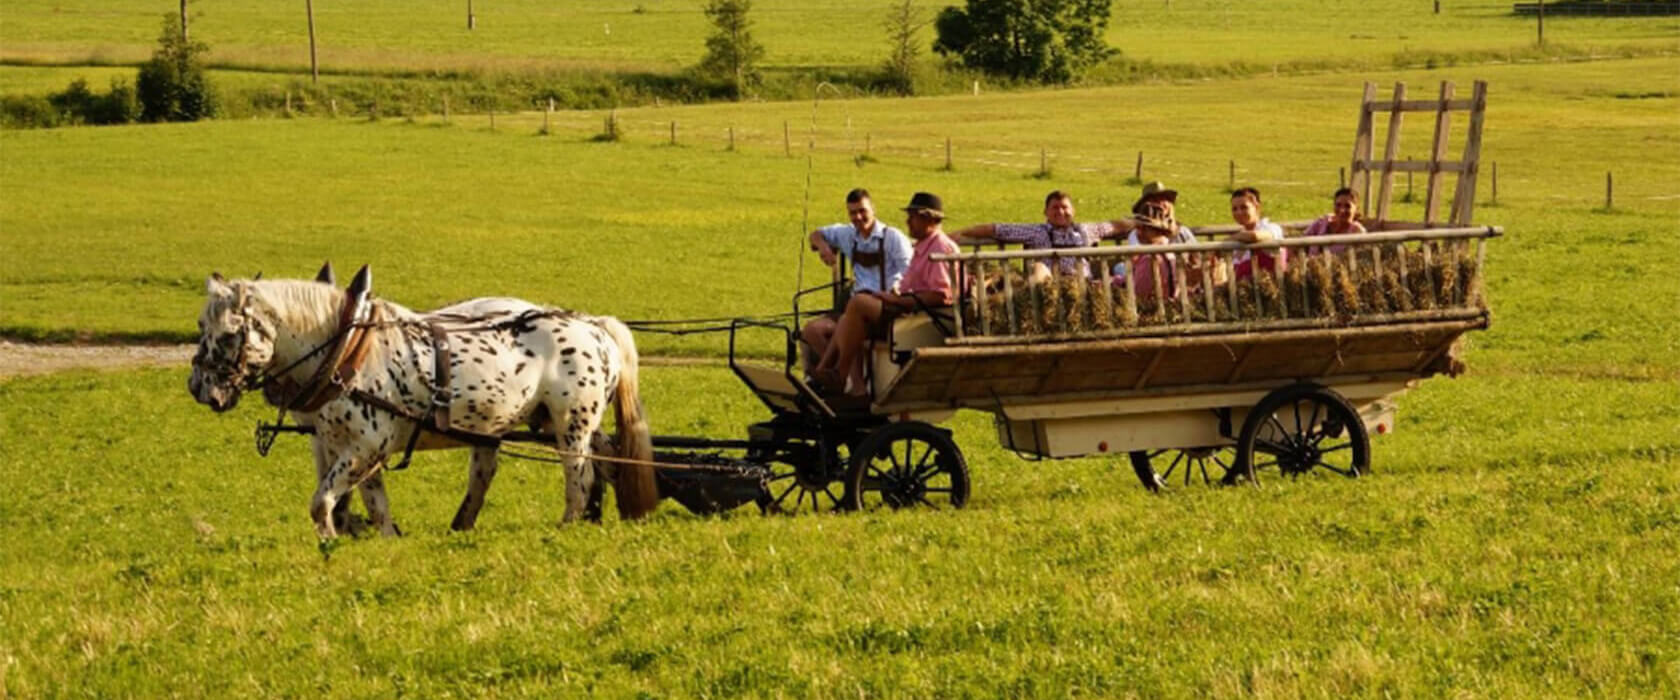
1039 148 1048 176
944 137 953 170
1490 161 1497 205
783 121 791 157
542 98 552 135
1605 171 1613 210
442 95 449 124
728 126 735 151
284 91 292 116
670 120 678 146
329 98 337 118
1134 151 1143 180
1339 166 1346 188
1228 160 1235 191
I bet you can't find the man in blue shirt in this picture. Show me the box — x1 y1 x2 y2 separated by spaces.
802 188 912 376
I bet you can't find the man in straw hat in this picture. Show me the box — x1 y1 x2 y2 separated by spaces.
813 192 959 398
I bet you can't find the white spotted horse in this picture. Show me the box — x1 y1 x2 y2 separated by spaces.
188 264 658 538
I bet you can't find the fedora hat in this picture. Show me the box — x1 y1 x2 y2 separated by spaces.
1131 180 1178 213
901 192 945 219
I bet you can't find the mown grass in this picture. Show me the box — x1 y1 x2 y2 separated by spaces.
0 362 1675 696
3 58 1677 368
4 0 1676 76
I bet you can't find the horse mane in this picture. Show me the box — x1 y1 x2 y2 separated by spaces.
244 279 345 336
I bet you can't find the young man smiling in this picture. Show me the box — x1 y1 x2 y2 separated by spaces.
802 188 912 374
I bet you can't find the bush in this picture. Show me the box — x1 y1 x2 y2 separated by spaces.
0 95 63 129
136 14 216 122
49 78 141 126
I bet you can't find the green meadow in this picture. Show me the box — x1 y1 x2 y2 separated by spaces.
2 12 1679 696
3 58 1677 368
4 0 1676 73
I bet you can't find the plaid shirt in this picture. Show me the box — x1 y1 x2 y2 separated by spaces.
992 221 1122 277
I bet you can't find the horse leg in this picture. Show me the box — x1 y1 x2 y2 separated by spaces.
584 432 618 523
311 434 356 533
357 469 402 537
450 446 500 531
310 454 360 539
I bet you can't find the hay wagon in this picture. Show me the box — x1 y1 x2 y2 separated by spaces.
642 79 1499 512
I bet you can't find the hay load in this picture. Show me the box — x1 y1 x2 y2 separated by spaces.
960 241 1484 339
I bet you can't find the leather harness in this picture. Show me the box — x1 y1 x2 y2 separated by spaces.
257 276 587 468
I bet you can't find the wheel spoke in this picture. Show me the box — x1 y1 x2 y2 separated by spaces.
1195 457 1211 485
1266 414 1292 442
917 496 941 510
1293 400 1304 436
774 482 797 507
1308 400 1322 438
1316 461 1355 477
914 444 936 472
1320 442 1354 454
1161 451 1186 480
1254 436 1292 455
822 484 841 506
1252 459 1278 470
923 487 953 493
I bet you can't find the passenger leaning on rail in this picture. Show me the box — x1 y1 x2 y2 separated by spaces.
1115 201 1210 300
1302 186 1367 256
950 190 1130 285
1228 186 1287 280
813 192 958 399
801 188 912 374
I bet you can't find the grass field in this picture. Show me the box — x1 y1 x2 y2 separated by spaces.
1 362 1676 696
4 0 1676 75
3 58 1677 367
2 25 1678 696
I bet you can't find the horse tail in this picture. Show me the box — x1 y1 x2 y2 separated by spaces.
599 316 658 520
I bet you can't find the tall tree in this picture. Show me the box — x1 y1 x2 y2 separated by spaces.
934 0 1116 83
883 0 929 95
698 0 765 100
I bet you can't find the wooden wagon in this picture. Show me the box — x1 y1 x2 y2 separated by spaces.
692 79 1499 510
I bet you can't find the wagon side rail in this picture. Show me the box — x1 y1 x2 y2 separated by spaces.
938 226 1500 344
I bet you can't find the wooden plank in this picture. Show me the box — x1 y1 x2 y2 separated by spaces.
1349 82 1378 206
1423 81 1455 225
1369 98 1477 112
1133 349 1167 390
1450 80 1489 226
1358 159 1466 174
1374 82 1407 223
925 318 1486 359
882 372 1422 415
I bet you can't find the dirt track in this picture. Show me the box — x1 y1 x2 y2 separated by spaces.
0 341 713 380
0 340 194 379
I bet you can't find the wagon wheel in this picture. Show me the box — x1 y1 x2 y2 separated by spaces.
842 421 969 511
1225 384 1369 486
1128 446 1236 492
760 448 848 515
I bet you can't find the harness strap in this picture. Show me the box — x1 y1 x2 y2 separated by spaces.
428 322 454 434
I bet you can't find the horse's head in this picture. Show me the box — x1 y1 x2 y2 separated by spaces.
188 274 278 412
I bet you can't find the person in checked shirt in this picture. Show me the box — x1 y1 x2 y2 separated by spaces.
951 190 1133 285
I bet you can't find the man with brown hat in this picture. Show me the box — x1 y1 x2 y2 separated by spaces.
813 192 959 397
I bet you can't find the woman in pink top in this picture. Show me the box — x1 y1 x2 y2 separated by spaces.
1303 187 1367 255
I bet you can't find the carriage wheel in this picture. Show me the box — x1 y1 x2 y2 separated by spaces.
761 459 848 515
1226 384 1369 486
1128 447 1236 492
842 421 969 511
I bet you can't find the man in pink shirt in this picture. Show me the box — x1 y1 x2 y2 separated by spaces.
814 192 958 397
